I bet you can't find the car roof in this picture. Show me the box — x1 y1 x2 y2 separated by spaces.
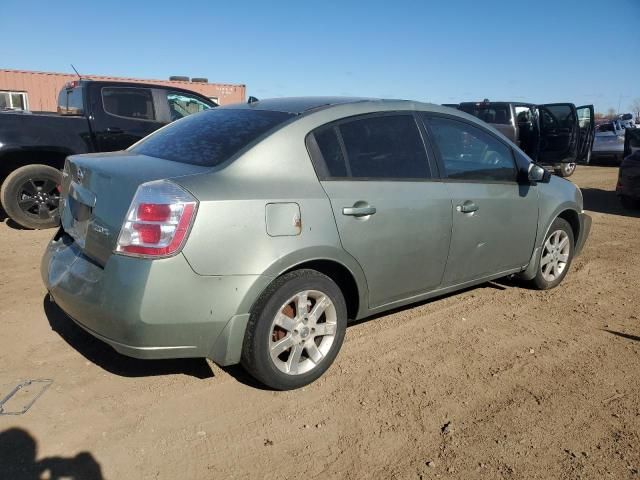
220 96 382 114
219 96 501 135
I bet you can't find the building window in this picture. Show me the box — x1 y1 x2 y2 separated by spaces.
0 91 28 111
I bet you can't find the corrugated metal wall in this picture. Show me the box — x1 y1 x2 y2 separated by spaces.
0 69 246 111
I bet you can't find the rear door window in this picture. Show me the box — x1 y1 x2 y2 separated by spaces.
313 126 348 177
425 116 517 182
102 87 155 121
310 114 432 180
339 115 431 179
131 108 293 166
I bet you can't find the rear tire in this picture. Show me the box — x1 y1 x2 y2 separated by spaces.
0 164 62 229
241 269 347 390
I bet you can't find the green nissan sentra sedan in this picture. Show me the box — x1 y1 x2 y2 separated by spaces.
42 97 591 390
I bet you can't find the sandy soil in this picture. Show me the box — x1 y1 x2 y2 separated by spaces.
0 166 638 480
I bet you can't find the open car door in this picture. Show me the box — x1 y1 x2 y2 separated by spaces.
576 105 595 163
537 103 579 164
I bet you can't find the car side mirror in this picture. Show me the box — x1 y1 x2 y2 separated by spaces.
528 164 551 184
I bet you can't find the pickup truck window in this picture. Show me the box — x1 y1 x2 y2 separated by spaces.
427 116 516 182
167 92 212 121
130 108 294 167
540 105 575 130
515 106 532 123
459 104 511 125
57 87 83 115
102 87 155 121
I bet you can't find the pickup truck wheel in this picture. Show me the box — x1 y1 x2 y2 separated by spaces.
0 165 62 229
528 218 575 290
555 162 576 177
241 269 347 390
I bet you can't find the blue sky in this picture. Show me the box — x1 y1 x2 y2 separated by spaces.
3 0 639 113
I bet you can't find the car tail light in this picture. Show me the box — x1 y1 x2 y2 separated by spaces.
115 180 198 258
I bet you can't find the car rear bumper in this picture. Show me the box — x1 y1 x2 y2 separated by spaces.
41 232 271 364
575 212 591 256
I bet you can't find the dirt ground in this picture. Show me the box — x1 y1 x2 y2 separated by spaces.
0 165 638 480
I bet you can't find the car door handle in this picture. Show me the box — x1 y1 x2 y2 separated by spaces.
106 127 123 134
457 202 478 213
342 206 376 217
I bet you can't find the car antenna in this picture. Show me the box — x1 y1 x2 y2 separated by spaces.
70 64 83 80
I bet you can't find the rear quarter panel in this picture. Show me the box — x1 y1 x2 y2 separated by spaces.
175 118 358 278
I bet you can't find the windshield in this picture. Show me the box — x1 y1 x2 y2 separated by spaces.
131 108 294 166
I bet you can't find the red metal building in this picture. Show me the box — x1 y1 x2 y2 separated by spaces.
0 69 246 111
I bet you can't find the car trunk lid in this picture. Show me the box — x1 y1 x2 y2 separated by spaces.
60 152 208 266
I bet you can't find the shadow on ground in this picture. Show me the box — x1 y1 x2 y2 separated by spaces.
0 205 28 230
603 329 640 342
0 428 104 480
581 187 640 218
220 364 275 391
43 297 214 379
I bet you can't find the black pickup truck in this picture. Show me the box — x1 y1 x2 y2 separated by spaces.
449 101 595 178
0 80 216 229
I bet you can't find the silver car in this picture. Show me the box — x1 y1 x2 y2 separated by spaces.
42 98 591 390
591 120 626 162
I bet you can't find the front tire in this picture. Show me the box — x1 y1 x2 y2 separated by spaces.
241 269 347 390
555 162 576 177
528 218 575 290
0 164 62 229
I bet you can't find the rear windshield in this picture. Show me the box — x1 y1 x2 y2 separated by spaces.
459 104 511 124
131 109 294 166
57 87 84 115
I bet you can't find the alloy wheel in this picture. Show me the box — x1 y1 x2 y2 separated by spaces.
269 290 337 375
17 178 60 220
562 163 576 176
540 229 570 282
